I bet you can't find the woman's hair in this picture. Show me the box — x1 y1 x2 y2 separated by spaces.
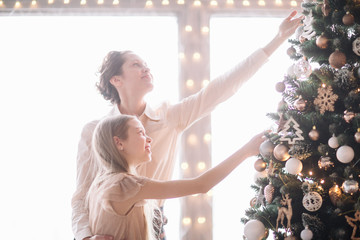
96 51 132 105
92 114 136 173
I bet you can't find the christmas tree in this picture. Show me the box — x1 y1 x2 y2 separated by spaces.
241 0 360 239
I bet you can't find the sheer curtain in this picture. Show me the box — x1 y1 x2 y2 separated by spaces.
0 16 179 240
210 17 293 239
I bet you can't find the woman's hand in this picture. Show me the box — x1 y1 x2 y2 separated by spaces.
278 10 304 40
242 131 267 157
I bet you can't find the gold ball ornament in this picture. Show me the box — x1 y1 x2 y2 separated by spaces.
309 126 320 141
294 97 306 111
274 144 290 161
254 158 267 172
316 33 329 49
329 184 342 206
343 12 355 26
355 129 360 143
343 110 355 123
329 49 346 69
250 197 257 207
275 82 286 93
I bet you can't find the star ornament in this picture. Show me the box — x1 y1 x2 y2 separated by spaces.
313 85 338 114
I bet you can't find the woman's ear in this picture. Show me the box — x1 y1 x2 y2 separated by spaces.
113 136 124 150
110 76 122 87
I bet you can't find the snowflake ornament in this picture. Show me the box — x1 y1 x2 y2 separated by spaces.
313 85 338 114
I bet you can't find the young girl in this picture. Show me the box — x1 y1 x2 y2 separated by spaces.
87 115 266 240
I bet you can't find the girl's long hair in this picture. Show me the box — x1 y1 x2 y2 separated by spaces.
90 114 160 240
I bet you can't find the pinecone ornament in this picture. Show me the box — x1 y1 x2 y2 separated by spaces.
264 184 275 204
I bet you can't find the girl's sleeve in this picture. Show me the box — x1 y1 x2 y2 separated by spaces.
100 174 148 213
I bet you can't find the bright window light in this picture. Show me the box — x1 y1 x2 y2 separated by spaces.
0 16 179 240
210 17 293 239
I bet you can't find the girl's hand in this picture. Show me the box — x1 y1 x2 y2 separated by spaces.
278 10 304 39
243 131 267 157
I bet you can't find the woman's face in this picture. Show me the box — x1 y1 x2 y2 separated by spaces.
119 119 152 166
118 53 154 96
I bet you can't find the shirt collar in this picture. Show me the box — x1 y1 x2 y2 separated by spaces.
111 103 161 121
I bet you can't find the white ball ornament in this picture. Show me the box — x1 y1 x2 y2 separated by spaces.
244 220 266 240
328 135 339 149
303 191 322 212
336 145 355 163
285 157 303 175
301 226 313 240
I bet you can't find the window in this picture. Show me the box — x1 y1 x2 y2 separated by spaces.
0 16 179 240
210 17 292 239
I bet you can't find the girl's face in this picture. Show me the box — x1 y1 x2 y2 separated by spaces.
117 119 152 167
118 53 154 96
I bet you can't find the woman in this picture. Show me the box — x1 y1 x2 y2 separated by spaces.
87 115 265 240
71 10 303 240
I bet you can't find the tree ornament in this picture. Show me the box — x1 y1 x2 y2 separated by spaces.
316 33 329 49
264 183 275 204
280 117 305 144
342 12 355 26
342 175 359 194
301 225 313 240
301 10 316 40
294 97 306 111
308 126 320 141
343 110 355 123
285 234 297 240
352 37 360 56
353 66 360 79
287 46 296 57
244 219 266 240
275 81 286 92
336 145 355 163
345 210 360 240
355 129 360 143
329 49 346 69
328 134 339 149
321 0 331 16
302 191 322 212
328 184 342 206
294 58 312 80
274 144 291 161
250 197 257 207
276 194 293 231
285 157 303 175
254 158 267 172
313 85 338 114
318 156 334 170
259 140 275 159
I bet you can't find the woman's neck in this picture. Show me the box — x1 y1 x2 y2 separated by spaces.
118 100 146 117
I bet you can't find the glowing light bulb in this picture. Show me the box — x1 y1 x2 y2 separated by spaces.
162 0 169 5
31 0 37 6
14 1 21 7
226 0 234 5
177 0 185 4
290 0 297 7
202 79 210 88
80 0 86 5
193 0 201 6
48 0 54 4
275 0 282 5
309 171 313 176
203 133 211 143
197 161 206 170
113 0 119 5
0 1 3 6
187 133 198 145
185 25 193 32
193 52 201 60
197 217 206 224
258 0 265 6
145 0 153 7
321 83 326 88
242 0 250 6
97 0 104 4
181 162 189 170
201 26 209 34
64 0 70 4
179 52 185 60
182 217 192 225
210 0 218 6
186 79 195 89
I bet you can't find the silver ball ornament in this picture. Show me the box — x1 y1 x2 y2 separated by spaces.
259 140 275 159
244 220 266 240
328 135 339 149
336 145 355 163
342 179 359 194
300 226 313 240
